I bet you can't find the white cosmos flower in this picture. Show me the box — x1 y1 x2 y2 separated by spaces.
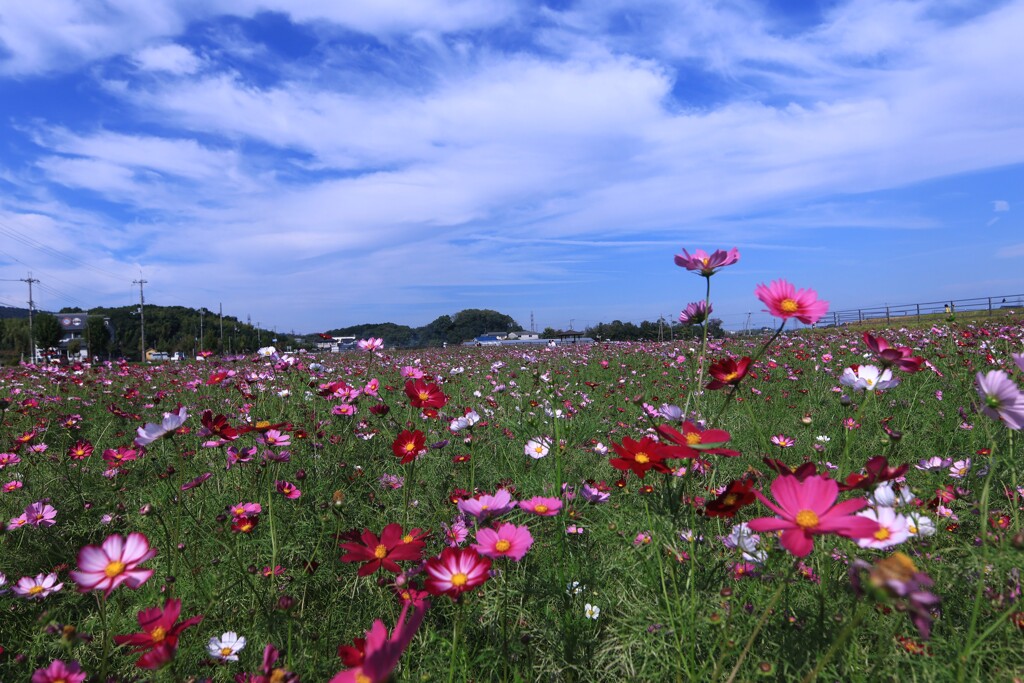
840 365 899 392
856 507 910 549
208 631 246 662
584 603 600 620
525 437 551 459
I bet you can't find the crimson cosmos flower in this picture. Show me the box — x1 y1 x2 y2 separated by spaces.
705 356 752 390
392 430 426 464
404 379 448 409
609 436 675 478
703 479 756 518
113 598 204 669
838 455 909 492
339 523 426 576
863 332 925 373
424 547 492 599
329 601 429 683
655 422 740 458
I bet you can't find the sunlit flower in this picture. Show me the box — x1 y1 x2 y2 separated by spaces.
674 247 740 276
840 364 899 392
856 507 910 549
519 496 562 516
457 489 516 520
706 356 752 390
524 437 551 459
584 603 601 620
472 523 534 561
357 338 384 353
208 631 246 662
339 523 426 576
747 475 877 557
975 370 1024 430
69 532 156 597
14 572 64 600
424 547 491 599
134 407 188 447
755 279 829 325
328 601 428 683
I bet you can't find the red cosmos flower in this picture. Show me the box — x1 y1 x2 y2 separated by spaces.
704 479 756 518
339 523 426 576
200 410 240 441
67 440 94 460
863 332 925 373
763 458 818 481
609 436 674 478
838 455 909 492
424 547 492 599
705 357 752 390
232 515 259 534
113 598 204 669
404 379 448 409
656 422 740 458
392 430 426 464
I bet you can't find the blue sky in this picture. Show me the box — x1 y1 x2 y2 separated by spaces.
1 0 1022 334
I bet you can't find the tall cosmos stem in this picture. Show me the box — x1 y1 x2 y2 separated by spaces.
712 318 787 425
683 275 713 419
97 592 111 681
448 601 464 683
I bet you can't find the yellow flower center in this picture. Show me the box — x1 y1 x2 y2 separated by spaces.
794 509 819 529
495 539 512 552
534 504 549 513
28 585 44 595
874 527 891 541
403 534 413 543
723 371 738 382
634 452 650 464
221 646 234 656
150 626 167 642
404 442 416 453
685 432 701 446
373 544 388 559
701 258 709 266
418 391 430 401
105 560 126 578
451 572 468 586
356 673 372 683
780 298 799 313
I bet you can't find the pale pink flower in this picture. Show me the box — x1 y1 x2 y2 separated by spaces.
14 572 64 600
69 532 156 597
472 523 534 561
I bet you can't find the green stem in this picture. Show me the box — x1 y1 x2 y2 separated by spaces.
723 577 786 683
799 602 868 683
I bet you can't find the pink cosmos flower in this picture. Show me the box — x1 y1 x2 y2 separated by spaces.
0 452 21 468
32 660 87 683
755 279 829 325
69 532 156 597
134 407 188 447
457 489 516 520
424 547 492 599
230 502 262 518
746 475 878 557
14 572 64 600
328 601 428 683
472 523 534 561
358 337 384 353
261 429 291 447
7 513 28 530
518 496 562 516
674 248 740 276
976 370 1024 430
678 300 712 325
275 480 301 499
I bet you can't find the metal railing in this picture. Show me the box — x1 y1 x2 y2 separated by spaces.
823 294 1024 327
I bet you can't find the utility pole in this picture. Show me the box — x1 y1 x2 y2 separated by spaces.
21 274 39 363
257 321 261 347
133 278 147 361
199 308 204 351
530 311 535 333
219 303 224 352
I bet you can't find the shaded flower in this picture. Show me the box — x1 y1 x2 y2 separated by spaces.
208 631 246 662
706 356 752 390
134 407 188 447
849 552 941 639
976 370 1024 430
31 660 87 683
339 523 426 576
328 600 428 683
14 572 64 600
113 598 204 669
70 532 156 597
679 301 712 325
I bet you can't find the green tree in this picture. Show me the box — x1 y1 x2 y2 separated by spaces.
33 312 62 349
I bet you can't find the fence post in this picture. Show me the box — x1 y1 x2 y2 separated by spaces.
833 312 837 327
858 309 863 323
886 306 890 324
988 297 993 317
916 304 920 323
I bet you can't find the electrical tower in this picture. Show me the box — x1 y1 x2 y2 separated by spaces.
133 278 147 361
21 274 39 362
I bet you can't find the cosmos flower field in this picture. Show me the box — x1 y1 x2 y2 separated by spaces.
2 267 1024 681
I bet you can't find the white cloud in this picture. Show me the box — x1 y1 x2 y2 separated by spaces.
132 43 202 74
993 200 1010 212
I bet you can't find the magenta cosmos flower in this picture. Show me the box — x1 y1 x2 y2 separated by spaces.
328 601 428 683
424 547 492 599
746 475 878 557
976 370 1024 430
69 532 157 597
674 248 740 276
32 660 87 683
755 279 829 326
457 489 516 520
472 523 534 561
678 301 712 326
518 496 563 516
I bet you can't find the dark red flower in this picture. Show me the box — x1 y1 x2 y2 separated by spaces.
763 458 818 481
704 479 756 518
200 410 240 441
609 436 674 478
338 523 426 576
838 455 909 492
705 357 752 390
863 332 925 373
391 430 426 464
112 598 203 669
656 422 740 458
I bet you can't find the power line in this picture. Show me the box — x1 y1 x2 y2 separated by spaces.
0 217 128 282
